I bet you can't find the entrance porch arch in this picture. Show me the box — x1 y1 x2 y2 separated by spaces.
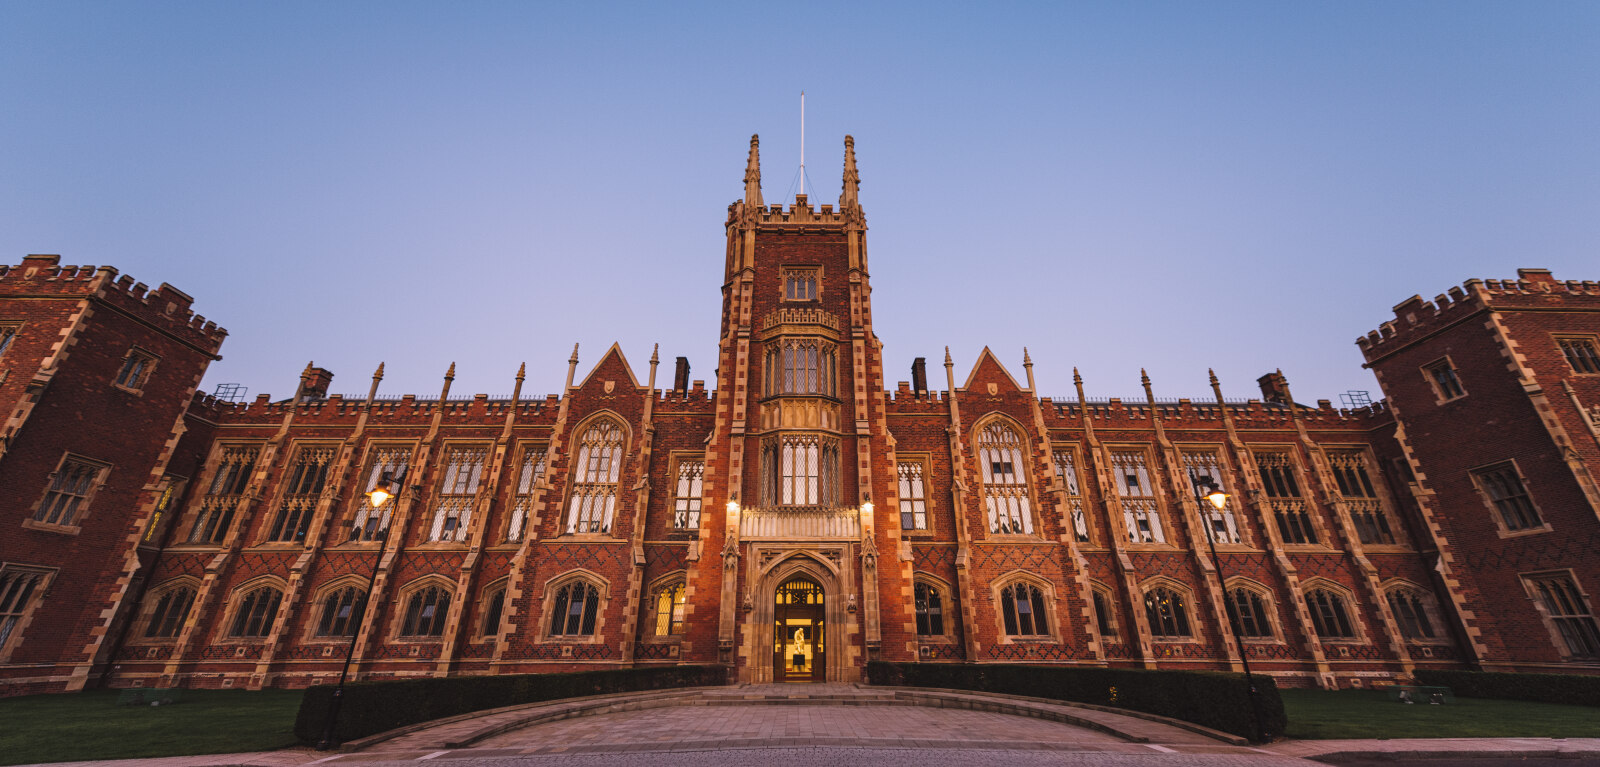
747 552 851 683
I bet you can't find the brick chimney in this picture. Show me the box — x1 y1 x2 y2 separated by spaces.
911 357 928 395
1257 372 1289 405
673 357 691 393
298 367 334 402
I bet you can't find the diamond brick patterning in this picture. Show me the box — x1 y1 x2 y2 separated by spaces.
4 152 1593 696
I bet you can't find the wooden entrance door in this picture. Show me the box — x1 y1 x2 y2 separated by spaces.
773 577 825 682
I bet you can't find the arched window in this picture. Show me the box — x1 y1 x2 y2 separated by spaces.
765 339 835 397
977 421 1033 535
143 585 196 639
914 582 945 637
550 580 601 637
1000 582 1048 637
1306 588 1357 639
1225 585 1274 639
400 585 451 637
1144 586 1191 638
566 419 625 534
1385 587 1437 640
229 585 283 638
652 581 686 636
314 586 365 637
760 434 840 507
480 583 507 638
1091 586 1118 639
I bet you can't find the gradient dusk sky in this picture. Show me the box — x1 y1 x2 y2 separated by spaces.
3 2 1597 403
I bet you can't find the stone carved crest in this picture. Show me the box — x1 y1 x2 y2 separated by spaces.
987 383 998 395
604 380 615 394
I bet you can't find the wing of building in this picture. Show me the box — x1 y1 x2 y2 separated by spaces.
2 136 1598 696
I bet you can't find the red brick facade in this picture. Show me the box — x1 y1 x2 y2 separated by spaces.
2 137 1596 696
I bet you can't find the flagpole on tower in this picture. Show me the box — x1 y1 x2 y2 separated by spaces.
799 91 806 197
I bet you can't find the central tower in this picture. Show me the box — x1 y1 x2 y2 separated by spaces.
697 135 891 682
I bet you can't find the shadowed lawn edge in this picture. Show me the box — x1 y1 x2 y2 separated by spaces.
0 688 303 766
1281 688 1600 740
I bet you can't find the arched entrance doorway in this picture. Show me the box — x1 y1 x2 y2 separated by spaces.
773 576 825 682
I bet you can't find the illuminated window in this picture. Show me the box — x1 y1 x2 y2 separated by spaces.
765 339 836 396
760 434 840 507
652 581 686 636
1144 586 1191 639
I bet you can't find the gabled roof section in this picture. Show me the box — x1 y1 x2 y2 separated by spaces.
960 347 1026 393
575 342 642 391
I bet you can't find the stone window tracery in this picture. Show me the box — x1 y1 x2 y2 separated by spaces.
1053 450 1090 543
314 585 365 638
1144 585 1192 639
1091 585 1118 639
188 445 258 544
760 434 840 507
1110 449 1164 543
1385 585 1438 641
142 583 196 640
765 339 836 397
430 446 487 542
480 582 507 639
113 348 159 392
351 446 411 542
268 445 335 543
1000 581 1049 637
672 458 704 530
652 580 686 636
978 421 1034 535
566 420 625 534
0 568 48 657
228 584 283 638
506 445 547 542
1524 573 1600 660
1224 583 1275 639
1182 450 1241 544
399 583 451 637
1557 336 1600 374
1328 449 1395 545
1305 587 1358 640
1472 462 1544 533
550 580 602 637
33 454 109 528
1255 451 1318 545
898 462 929 531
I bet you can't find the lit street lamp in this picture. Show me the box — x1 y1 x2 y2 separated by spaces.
1189 470 1267 743
317 469 409 751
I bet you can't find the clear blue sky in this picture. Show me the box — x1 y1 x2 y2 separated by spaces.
3 1 1596 403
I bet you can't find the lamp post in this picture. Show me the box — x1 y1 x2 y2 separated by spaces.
1189 470 1267 744
317 469 407 751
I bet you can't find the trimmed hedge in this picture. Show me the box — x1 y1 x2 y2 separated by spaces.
294 665 727 744
1415 669 1600 708
866 661 1286 741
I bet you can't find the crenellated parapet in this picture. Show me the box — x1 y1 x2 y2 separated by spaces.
0 254 227 353
1357 268 1600 363
727 194 851 231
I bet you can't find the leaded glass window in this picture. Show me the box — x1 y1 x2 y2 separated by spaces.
430 446 487 542
898 462 928 531
351 447 411 542
550 581 601 637
1183 450 1240 544
507 446 547 542
1053 450 1090 543
189 445 259 544
979 422 1033 535
143 585 196 639
315 586 365 637
1000 582 1048 636
400 585 451 637
1144 586 1191 638
566 420 625 534
268 446 335 543
1110 450 1164 543
673 459 704 530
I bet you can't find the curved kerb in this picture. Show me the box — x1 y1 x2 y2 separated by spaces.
339 685 1247 752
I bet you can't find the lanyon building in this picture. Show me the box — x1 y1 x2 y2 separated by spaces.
1 136 1597 696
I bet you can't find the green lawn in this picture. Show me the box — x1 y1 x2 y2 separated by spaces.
1282 688 1600 740
0 688 305 766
